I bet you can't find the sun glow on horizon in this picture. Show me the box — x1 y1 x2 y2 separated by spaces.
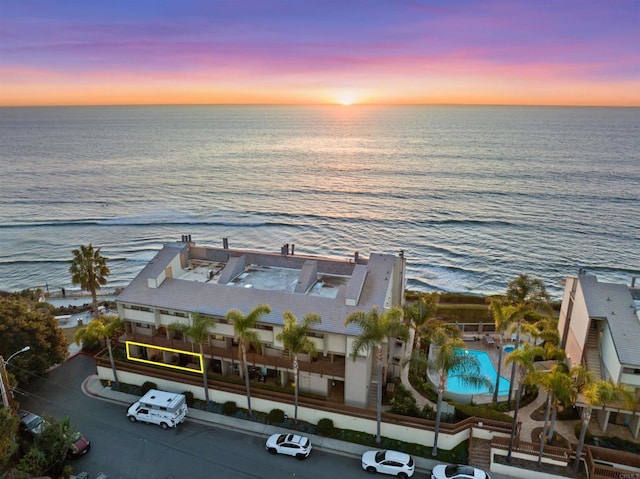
337 93 357 106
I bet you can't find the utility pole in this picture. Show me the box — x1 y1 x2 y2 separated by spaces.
0 356 10 407
0 346 31 408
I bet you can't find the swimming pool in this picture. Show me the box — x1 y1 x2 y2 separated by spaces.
447 349 510 396
503 344 515 354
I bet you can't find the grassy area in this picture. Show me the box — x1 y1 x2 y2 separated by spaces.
62 325 80 349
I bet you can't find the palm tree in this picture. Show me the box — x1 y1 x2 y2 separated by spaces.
504 274 552 403
403 292 437 352
345 306 409 444
276 311 322 424
573 379 625 473
69 243 110 317
487 297 513 402
529 363 574 465
505 343 546 462
168 313 215 404
226 304 271 416
75 314 123 389
406 325 491 456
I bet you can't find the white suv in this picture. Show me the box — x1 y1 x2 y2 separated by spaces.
361 449 415 478
265 433 312 460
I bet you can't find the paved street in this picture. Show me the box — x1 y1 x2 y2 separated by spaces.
15 354 362 479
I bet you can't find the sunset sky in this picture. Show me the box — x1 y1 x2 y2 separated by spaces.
1 0 638 107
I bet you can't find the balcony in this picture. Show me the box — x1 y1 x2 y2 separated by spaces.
121 331 346 379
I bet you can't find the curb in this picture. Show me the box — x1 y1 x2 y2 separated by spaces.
80 374 436 474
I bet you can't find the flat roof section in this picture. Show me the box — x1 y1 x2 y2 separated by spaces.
178 259 348 298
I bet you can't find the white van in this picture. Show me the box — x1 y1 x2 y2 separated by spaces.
127 389 188 429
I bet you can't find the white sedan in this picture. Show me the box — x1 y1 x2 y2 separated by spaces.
431 464 490 479
265 433 312 460
361 450 415 478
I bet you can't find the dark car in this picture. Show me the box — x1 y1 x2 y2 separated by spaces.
18 409 90 458
67 431 91 458
18 410 46 435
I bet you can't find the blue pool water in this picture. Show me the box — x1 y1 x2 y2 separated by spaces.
503 345 515 354
447 349 510 396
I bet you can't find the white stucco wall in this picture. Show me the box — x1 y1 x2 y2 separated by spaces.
600 323 621 383
97 365 484 451
564 282 591 368
344 354 370 407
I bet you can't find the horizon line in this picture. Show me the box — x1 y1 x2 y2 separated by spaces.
2 102 639 109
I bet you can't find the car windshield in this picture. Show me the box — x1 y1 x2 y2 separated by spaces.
407 457 414 467
276 434 287 445
446 465 474 476
27 417 44 431
375 451 387 463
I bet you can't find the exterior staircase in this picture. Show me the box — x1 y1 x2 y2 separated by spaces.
468 436 492 472
585 327 603 380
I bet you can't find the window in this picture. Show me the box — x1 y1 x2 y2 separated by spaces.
255 324 273 331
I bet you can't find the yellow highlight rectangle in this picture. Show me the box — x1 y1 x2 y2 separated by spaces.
125 340 204 373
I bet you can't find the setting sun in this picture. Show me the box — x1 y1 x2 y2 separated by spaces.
338 94 356 106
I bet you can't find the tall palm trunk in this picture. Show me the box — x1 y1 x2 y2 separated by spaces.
91 289 99 317
573 406 592 473
106 338 120 390
200 345 210 404
432 380 445 456
242 343 252 415
507 383 523 462
547 399 559 441
375 344 383 444
293 354 299 424
493 343 504 403
508 321 521 403
537 392 552 465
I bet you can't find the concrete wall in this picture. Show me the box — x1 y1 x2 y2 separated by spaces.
600 323 620 383
564 281 590 369
344 355 370 407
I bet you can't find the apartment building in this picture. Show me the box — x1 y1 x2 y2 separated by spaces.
115 237 408 407
558 271 640 437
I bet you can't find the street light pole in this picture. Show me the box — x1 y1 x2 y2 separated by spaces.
0 346 31 407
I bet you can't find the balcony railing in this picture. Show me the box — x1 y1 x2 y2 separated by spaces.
121 332 346 378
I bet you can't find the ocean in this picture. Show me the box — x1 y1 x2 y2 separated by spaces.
0 105 638 299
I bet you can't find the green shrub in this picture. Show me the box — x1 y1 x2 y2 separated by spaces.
267 408 285 424
316 418 335 436
389 382 421 417
140 381 157 395
182 390 195 407
454 402 513 423
223 401 238 416
437 293 488 305
421 403 435 419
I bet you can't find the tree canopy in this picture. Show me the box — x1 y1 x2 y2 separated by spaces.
0 295 67 384
69 243 110 316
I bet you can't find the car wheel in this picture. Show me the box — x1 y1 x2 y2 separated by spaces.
398 473 408 479
296 454 306 461
160 422 169 430
366 466 377 474
268 448 277 455
128 416 137 423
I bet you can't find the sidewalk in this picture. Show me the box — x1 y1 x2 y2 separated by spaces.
81 374 461 477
